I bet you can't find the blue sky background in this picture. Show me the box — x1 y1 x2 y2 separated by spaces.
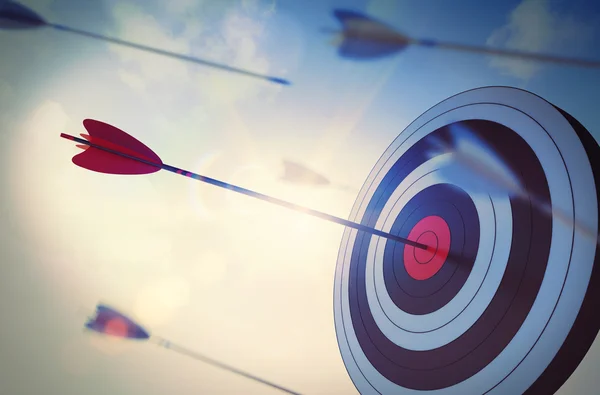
1 0 600 394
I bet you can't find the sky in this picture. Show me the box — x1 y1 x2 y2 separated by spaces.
1 0 600 394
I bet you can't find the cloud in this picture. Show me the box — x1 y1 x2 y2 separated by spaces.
486 0 594 80
117 69 146 91
0 79 13 109
196 11 279 105
109 3 193 86
241 0 277 17
164 0 200 16
107 1 281 105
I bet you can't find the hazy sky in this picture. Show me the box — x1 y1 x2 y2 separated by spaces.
1 0 600 394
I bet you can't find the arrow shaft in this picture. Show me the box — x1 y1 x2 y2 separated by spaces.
152 337 301 395
416 38 600 69
60 133 428 249
46 23 289 85
161 162 428 247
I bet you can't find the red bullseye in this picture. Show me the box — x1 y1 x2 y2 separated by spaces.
404 215 451 280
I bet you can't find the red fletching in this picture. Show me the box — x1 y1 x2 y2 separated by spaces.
71 119 163 175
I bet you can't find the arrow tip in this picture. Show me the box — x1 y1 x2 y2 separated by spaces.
268 76 291 85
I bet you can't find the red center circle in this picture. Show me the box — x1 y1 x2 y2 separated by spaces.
403 215 451 281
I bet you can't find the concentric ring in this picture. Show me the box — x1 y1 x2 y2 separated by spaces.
370 157 511 341
384 183 479 314
334 87 600 394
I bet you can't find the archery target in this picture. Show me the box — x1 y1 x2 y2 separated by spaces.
334 86 600 394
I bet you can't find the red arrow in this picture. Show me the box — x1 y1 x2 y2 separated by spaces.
60 119 429 250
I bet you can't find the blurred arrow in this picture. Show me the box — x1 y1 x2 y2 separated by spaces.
281 159 331 186
427 123 599 245
327 9 600 69
0 1 290 85
280 159 358 193
83 303 302 394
